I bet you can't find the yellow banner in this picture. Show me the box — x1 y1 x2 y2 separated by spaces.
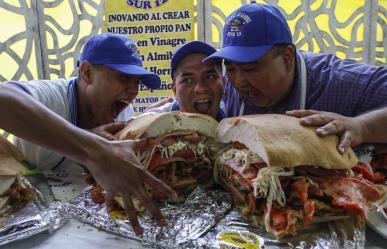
105 0 195 113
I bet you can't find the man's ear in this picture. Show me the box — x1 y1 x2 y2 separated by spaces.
172 82 176 94
282 45 295 73
79 61 93 85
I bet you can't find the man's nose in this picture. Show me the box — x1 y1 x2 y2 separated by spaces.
234 70 249 91
194 80 209 93
126 83 139 95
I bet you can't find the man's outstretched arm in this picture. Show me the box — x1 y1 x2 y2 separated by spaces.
0 84 176 235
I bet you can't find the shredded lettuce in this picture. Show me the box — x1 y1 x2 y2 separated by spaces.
137 137 211 169
215 147 264 176
252 167 294 233
158 139 209 160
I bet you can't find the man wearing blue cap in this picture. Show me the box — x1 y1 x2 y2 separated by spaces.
7 33 161 170
3 33 175 234
0 83 176 235
147 41 226 121
206 2 387 123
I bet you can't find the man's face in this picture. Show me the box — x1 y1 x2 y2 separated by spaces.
225 46 294 108
173 53 224 118
85 65 139 126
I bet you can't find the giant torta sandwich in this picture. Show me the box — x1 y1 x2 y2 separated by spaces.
90 111 218 206
0 136 32 226
214 114 382 238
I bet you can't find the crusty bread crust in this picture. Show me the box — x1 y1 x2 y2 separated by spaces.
116 111 218 139
216 114 358 169
0 136 23 176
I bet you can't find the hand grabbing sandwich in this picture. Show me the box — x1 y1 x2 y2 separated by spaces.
90 111 218 233
286 108 387 153
0 84 176 236
215 114 382 238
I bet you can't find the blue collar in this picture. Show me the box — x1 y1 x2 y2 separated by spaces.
67 77 79 127
171 100 226 121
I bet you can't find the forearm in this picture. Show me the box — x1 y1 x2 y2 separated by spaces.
0 84 103 165
356 107 387 144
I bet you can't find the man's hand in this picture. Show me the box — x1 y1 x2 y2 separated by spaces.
286 110 366 154
87 139 177 236
90 122 128 140
0 84 177 235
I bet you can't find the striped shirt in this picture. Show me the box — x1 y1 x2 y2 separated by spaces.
8 78 134 170
222 50 387 117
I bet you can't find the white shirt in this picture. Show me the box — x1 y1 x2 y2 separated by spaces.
145 102 174 113
8 78 134 170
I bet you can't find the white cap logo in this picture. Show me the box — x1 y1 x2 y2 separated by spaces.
226 12 251 37
125 39 141 59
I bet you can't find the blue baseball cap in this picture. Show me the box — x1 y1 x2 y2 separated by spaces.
79 33 161 90
205 2 292 63
171 41 217 76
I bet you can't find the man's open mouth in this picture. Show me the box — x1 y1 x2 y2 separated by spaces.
113 99 131 117
193 100 212 115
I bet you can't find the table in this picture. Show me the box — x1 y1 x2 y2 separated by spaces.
2 162 387 249
2 220 386 249
2 219 145 249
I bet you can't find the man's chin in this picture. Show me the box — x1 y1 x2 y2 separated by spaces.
102 115 115 125
207 111 219 119
249 97 272 108
192 108 214 118
208 111 217 119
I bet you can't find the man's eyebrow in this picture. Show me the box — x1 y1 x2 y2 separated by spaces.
204 68 218 74
119 74 137 80
179 71 193 77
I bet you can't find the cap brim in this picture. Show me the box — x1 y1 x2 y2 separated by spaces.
171 41 217 75
174 41 216 61
203 45 273 63
105 64 161 90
